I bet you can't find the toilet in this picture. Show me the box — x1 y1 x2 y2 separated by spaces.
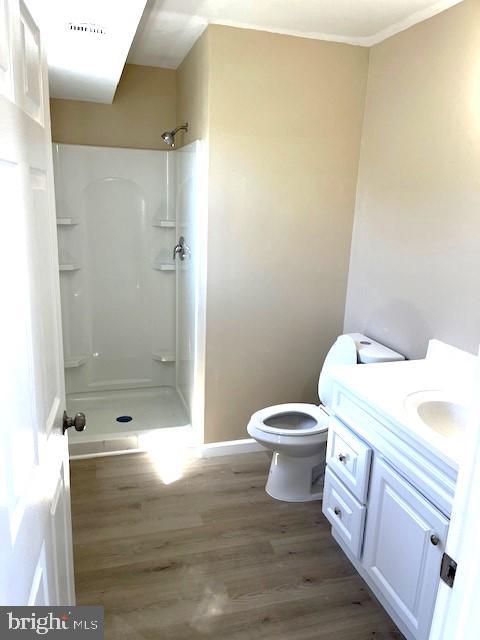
247 333 404 502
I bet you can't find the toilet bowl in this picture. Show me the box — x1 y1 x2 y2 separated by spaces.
247 403 329 501
247 333 404 502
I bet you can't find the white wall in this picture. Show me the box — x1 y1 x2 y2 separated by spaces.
174 141 201 416
53 144 177 394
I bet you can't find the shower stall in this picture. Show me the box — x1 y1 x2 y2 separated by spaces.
53 141 206 456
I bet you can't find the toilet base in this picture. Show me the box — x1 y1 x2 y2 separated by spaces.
265 451 324 502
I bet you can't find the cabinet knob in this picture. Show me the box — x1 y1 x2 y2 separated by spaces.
430 534 440 546
338 453 347 463
333 506 341 517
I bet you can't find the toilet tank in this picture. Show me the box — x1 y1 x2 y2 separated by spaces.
318 333 405 409
346 333 405 364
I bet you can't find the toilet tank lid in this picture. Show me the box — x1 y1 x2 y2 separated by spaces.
346 333 405 364
318 335 358 407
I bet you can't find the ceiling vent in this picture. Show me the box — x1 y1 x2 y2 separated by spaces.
68 22 107 36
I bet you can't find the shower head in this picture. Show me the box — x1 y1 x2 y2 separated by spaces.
161 123 188 148
161 131 175 147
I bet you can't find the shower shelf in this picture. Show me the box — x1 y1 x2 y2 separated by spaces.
152 261 175 271
64 355 87 368
57 217 79 226
152 217 176 228
59 263 80 271
152 352 175 363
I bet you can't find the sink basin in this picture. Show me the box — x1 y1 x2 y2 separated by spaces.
404 391 469 438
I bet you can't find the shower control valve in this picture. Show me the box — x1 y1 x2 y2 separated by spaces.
173 236 186 261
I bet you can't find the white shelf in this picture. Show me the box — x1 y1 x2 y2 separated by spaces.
57 217 79 226
152 261 175 271
64 355 87 368
152 352 175 363
152 217 176 228
59 263 80 271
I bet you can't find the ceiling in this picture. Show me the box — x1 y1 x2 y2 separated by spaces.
41 0 147 103
41 0 462 103
128 0 463 69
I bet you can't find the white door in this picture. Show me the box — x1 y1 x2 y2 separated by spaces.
363 457 449 640
0 0 76 605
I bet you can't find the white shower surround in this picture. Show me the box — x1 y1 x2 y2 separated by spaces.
53 143 204 449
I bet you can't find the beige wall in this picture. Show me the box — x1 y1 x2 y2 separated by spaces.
50 64 176 149
344 0 480 359
176 31 210 147
201 26 369 442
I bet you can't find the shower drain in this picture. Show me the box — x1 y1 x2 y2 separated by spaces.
116 415 133 423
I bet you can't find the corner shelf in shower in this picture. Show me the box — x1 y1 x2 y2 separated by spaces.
152 351 175 363
59 263 80 271
152 260 175 271
64 355 87 368
57 217 79 226
152 217 176 228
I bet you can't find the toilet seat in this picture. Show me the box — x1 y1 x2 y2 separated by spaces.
250 402 329 436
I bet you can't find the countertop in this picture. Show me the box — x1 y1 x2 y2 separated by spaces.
329 341 478 471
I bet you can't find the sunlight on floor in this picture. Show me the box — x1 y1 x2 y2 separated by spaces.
138 428 194 485
190 582 229 633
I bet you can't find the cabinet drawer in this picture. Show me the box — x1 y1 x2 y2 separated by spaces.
326 418 372 503
322 467 366 558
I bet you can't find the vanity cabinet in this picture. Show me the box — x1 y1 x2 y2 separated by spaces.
363 457 449 640
323 414 450 640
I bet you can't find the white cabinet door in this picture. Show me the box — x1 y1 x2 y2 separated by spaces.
363 457 448 640
0 0 75 605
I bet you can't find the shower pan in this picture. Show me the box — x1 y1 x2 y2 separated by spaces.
53 142 205 456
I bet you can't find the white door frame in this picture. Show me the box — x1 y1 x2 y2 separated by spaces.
429 348 480 639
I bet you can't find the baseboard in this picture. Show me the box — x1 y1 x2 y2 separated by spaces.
70 437 266 461
69 435 140 458
199 438 265 458
70 448 144 461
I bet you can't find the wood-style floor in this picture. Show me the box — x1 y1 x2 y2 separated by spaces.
70 451 403 639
